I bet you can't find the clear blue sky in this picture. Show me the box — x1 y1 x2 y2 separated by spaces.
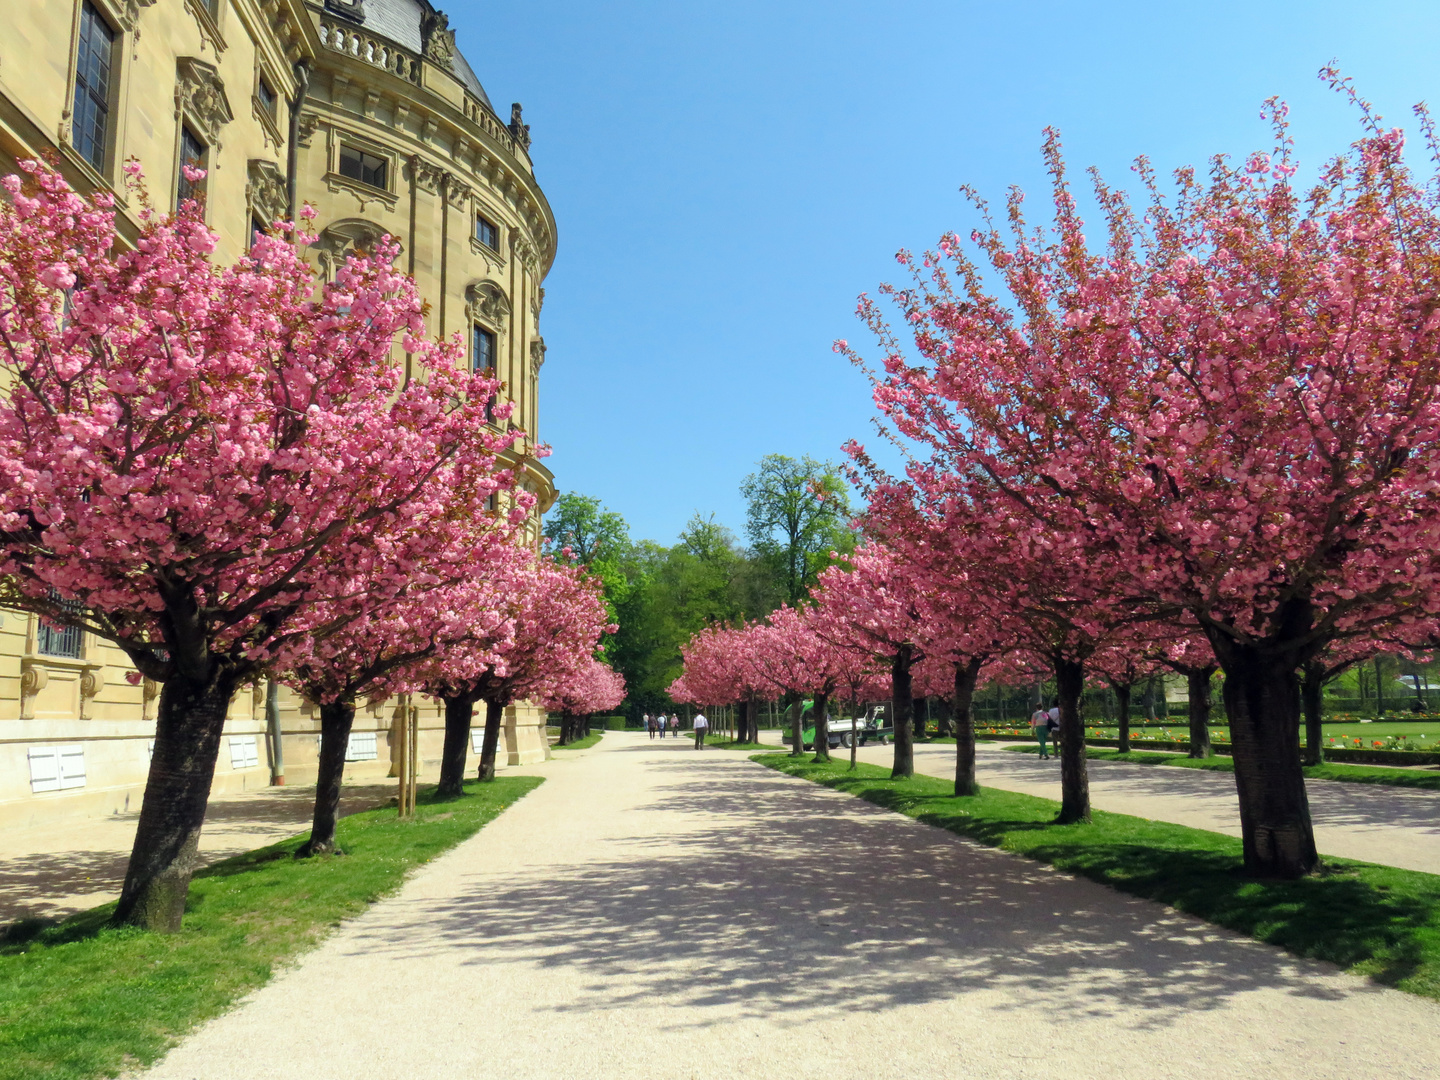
455 0 1440 547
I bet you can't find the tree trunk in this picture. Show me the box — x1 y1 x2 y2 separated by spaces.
1301 662 1324 768
478 698 504 781
787 694 804 758
1053 656 1090 824
1114 682 1132 754
113 668 241 931
1187 666 1216 759
811 691 831 762
436 692 476 797
1208 633 1319 878
891 645 915 779
953 657 982 797
297 699 357 857
912 696 927 740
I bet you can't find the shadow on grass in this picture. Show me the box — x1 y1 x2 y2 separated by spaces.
755 753 1440 1001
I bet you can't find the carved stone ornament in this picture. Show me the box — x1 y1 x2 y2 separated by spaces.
118 0 159 33
324 0 366 22
80 668 105 700
409 155 447 195
19 658 48 721
509 230 539 275
246 159 287 228
529 337 546 375
175 57 234 146
465 281 510 331
420 10 456 71
315 218 401 277
509 103 531 151
183 0 227 53
296 112 321 148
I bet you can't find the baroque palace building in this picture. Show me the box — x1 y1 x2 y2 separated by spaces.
0 0 558 827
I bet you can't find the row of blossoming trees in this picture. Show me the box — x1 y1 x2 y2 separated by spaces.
673 80 1440 881
0 161 623 931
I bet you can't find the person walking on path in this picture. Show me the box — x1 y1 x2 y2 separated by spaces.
669 715 680 738
1031 705 1051 759
693 712 709 749
648 715 658 741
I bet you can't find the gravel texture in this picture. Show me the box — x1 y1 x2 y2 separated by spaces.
140 733 1440 1080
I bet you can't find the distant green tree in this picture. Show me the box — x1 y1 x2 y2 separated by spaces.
741 454 855 605
543 492 630 565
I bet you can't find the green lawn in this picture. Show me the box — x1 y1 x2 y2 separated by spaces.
978 721 1440 741
1004 744 1440 791
552 731 604 750
0 776 542 1080
704 735 773 749
753 754 1440 1001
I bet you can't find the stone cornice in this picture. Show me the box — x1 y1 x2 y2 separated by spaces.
304 7 556 277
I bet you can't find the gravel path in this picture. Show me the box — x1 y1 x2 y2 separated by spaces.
141 732 1439 1080
848 742 1440 875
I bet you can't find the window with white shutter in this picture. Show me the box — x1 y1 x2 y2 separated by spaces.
228 735 259 769
28 748 61 793
471 732 484 754
28 746 86 792
345 731 377 761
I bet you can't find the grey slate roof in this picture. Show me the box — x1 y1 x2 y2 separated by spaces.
328 0 494 111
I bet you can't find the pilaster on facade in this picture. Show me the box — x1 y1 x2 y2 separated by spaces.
0 0 560 828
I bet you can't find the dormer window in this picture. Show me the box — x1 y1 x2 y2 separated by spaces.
475 214 498 250
339 145 387 190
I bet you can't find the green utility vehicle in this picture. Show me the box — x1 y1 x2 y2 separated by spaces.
786 704 893 750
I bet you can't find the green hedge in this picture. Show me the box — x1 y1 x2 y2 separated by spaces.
602 715 627 731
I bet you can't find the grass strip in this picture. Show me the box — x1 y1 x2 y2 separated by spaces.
753 753 1440 1001
1004 743 1440 791
705 736 775 750
552 731 604 750
0 775 542 1080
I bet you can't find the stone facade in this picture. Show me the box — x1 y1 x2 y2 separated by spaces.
0 0 557 828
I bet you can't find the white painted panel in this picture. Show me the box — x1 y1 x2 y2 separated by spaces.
345 731 378 762
58 746 86 790
471 732 484 754
228 735 259 770
28 747 61 793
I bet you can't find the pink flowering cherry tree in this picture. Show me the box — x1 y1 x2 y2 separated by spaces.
419 556 611 784
544 658 627 745
280 531 528 853
0 163 522 928
842 80 1440 875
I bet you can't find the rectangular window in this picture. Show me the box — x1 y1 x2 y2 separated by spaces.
37 597 84 659
475 214 498 250
250 216 268 249
72 2 115 172
177 125 207 208
257 75 277 118
471 731 484 755
29 746 86 793
345 731 378 762
228 735 259 770
339 145 387 190
472 325 496 374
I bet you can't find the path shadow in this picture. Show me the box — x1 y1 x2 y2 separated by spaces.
962 745 1440 835
334 755 1391 1033
0 782 396 927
